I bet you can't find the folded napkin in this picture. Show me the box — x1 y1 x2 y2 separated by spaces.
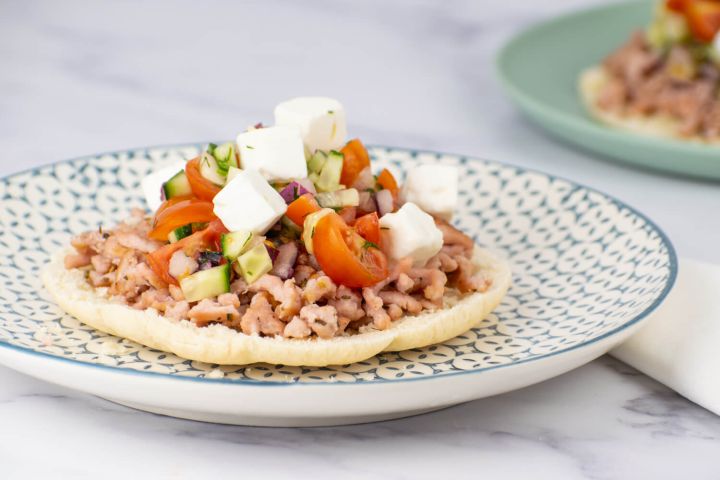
611 258 720 415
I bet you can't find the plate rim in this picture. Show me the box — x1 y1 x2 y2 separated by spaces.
494 0 720 159
0 142 679 387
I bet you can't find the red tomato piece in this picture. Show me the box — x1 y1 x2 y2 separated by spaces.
185 157 222 201
285 193 321 228
353 212 381 246
376 168 399 199
339 139 371 187
149 198 216 241
312 212 388 288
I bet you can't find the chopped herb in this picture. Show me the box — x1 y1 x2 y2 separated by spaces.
363 240 379 250
246 145 255 150
380 226 390 230
311 226 316 238
327 110 335 114
365 188 376 193
341 295 351 300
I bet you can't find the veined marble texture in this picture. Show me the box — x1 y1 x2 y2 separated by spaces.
1 0 720 478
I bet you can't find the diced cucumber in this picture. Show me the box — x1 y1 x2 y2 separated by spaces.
179 264 230 302
168 224 193 243
316 188 359 208
226 166 242 184
221 230 253 261
212 142 239 174
234 243 273 284
200 152 227 186
307 150 328 174
315 150 343 192
162 170 192 199
301 208 333 255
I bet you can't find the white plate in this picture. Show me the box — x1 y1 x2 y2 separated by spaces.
0 144 676 426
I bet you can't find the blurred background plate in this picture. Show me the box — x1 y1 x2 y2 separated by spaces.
496 0 720 180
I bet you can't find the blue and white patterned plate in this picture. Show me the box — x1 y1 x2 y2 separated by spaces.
0 145 676 426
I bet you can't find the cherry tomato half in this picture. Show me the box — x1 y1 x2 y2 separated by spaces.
353 212 382 246
376 168 399 199
312 212 388 288
339 139 371 187
149 198 216 241
686 0 720 42
285 193 321 227
186 157 222 201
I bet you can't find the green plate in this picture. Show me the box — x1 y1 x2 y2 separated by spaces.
496 0 720 180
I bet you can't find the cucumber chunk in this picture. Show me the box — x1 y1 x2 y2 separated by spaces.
199 152 226 186
315 150 343 192
316 188 359 208
212 142 239 172
162 170 192 199
221 230 253 261
234 243 273 284
307 150 328 174
179 264 230 302
168 224 193 243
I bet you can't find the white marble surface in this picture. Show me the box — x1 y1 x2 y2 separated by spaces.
2 0 720 478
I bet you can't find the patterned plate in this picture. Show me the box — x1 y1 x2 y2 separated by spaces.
0 145 676 426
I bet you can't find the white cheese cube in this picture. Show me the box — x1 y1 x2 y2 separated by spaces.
213 169 287 234
379 202 443 266
402 164 458 221
274 97 347 153
236 126 307 181
141 161 186 211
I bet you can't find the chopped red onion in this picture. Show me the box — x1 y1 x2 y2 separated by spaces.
358 191 377 214
375 189 394 217
294 178 317 195
279 181 312 204
270 242 298 280
352 166 374 191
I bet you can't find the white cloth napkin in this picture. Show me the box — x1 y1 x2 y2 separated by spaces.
611 258 720 415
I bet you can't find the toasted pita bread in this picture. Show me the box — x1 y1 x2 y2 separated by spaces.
579 66 720 145
42 246 511 366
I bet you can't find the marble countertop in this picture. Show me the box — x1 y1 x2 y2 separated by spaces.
2 0 719 478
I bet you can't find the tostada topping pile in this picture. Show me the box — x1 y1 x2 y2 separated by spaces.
65 97 491 339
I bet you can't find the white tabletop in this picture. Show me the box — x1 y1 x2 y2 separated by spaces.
2 0 719 478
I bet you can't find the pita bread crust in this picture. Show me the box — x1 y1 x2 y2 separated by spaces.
578 66 720 145
42 246 510 366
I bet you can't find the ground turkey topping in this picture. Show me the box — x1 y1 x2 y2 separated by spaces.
65 210 493 339
595 31 720 139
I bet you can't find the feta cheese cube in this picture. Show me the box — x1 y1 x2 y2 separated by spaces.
213 169 287 234
274 97 348 153
402 164 458 220
141 161 186 211
236 125 307 181
379 202 443 266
